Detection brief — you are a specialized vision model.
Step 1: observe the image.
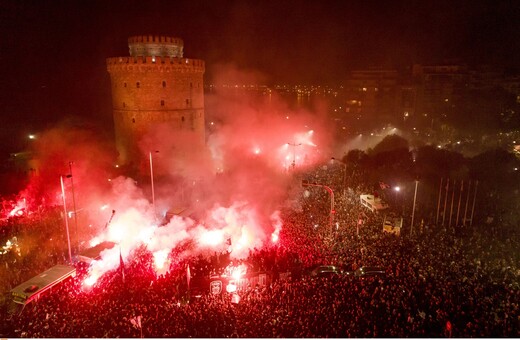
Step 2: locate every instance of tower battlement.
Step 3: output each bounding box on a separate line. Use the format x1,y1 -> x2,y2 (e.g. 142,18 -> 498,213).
128,35 -> 183,45
106,56 -> 205,72
128,35 -> 184,58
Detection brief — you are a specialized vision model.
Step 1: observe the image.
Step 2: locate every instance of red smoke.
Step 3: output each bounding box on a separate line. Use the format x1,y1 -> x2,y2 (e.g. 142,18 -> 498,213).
12,65 -> 336,284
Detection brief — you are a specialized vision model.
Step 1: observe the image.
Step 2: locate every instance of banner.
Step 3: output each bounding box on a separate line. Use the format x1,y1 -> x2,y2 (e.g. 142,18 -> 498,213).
210,280 -> 222,295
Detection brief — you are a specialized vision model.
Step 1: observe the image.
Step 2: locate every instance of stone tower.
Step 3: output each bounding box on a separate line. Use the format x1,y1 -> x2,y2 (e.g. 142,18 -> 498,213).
106,35 -> 205,169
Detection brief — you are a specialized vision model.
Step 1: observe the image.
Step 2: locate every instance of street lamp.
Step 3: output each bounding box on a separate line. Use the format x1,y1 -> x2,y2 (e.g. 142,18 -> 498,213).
394,186 -> 403,215
287,142 -> 302,169
68,162 -> 79,252
60,175 -> 72,264
331,157 -> 347,196
149,151 -> 159,218
410,180 -> 419,236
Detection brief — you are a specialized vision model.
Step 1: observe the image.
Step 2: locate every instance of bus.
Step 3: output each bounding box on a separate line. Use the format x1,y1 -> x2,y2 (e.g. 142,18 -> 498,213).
9,264 -> 76,313
360,194 -> 389,212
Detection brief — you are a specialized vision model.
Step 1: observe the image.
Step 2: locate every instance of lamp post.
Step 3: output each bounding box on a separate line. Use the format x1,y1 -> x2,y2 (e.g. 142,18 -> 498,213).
331,157 -> 347,196
68,162 -> 79,252
394,186 -> 402,215
149,151 -> 156,217
410,180 -> 418,237
149,150 -> 161,218
287,142 -> 302,170
60,175 -> 72,264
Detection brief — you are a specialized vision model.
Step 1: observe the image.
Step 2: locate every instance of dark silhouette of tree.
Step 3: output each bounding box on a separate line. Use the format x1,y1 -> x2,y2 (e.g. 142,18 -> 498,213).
365,135 -> 413,185
415,145 -> 467,181
468,148 -> 518,189
367,134 -> 409,156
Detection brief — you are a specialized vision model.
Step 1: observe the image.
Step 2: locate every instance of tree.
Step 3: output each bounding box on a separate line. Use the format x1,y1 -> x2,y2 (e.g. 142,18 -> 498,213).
415,145 -> 466,180
367,134 -> 409,156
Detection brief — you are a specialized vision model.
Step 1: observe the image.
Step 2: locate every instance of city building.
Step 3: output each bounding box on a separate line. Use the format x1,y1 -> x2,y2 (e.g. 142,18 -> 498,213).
411,64 -> 470,130
343,69 -> 400,130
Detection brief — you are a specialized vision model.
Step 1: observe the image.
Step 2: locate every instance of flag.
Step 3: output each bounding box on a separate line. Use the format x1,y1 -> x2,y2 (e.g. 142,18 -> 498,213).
186,264 -> 191,289
119,247 -> 125,283
379,181 -> 390,190
231,293 -> 241,304
130,316 -> 142,329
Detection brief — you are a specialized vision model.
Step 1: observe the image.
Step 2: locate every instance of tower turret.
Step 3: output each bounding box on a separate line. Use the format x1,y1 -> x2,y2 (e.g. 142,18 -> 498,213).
128,35 -> 184,58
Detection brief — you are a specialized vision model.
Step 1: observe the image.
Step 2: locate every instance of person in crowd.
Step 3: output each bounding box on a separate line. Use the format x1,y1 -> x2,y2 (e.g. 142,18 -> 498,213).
0,170 -> 518,338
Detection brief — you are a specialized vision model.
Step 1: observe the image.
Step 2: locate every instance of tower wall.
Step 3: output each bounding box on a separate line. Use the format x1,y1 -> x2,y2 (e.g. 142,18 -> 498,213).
107,46 -> 205,167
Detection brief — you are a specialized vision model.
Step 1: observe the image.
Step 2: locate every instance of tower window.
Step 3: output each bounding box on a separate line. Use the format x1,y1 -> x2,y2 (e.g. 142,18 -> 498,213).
190,82 -> 193,88
132,118 -> 136,123
162,81 -> 166,88
124,82 -> 127,88
182,116 -> 185,122
123,102 -> 126,107
161,100 -> 165,106
136,82 -> 140,88
186,99 -> 189,106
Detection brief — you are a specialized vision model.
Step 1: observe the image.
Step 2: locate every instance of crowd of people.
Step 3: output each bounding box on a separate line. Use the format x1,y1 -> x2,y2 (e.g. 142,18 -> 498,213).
0,169 -> 519,337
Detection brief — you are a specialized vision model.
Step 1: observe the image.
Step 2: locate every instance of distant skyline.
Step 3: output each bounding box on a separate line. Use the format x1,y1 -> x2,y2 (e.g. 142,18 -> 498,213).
1,0 -> 519,153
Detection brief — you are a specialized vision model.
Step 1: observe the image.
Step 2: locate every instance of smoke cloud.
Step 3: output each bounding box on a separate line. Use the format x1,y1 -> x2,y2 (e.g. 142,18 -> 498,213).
16,64 -> 336,283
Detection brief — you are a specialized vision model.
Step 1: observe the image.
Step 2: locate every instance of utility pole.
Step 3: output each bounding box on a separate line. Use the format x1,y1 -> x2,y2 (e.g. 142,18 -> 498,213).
60,175 -> 72,264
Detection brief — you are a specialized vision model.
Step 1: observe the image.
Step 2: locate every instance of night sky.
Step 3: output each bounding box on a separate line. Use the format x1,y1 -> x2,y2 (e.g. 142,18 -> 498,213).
1,0 -> 519,154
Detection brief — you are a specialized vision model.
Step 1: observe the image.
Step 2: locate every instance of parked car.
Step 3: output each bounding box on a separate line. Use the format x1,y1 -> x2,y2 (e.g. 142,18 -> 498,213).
310,265 -> 341,278
346,266 -> 386,278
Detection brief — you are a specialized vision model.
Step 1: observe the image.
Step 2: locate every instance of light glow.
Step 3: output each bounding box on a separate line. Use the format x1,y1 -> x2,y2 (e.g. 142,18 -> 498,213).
153,249 -> 169,270
199,229 -> 225,246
